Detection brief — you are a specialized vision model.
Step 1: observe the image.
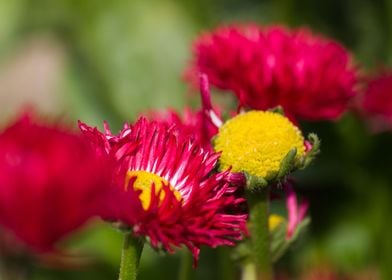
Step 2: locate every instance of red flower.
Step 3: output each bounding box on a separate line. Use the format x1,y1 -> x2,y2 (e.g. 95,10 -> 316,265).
144,107 -> 218,151
186,24 -> 358,121
360,73 -> 392,131
79,117 -> 247,263
0,114 -> 111,253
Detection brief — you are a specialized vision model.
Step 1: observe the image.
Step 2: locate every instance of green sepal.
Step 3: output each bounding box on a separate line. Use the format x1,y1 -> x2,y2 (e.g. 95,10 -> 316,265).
301,133 -> 321,169
277,148 -> 297,180
270,106 -> 284,115
243,147 -> 298,190
244,171 -> 269,191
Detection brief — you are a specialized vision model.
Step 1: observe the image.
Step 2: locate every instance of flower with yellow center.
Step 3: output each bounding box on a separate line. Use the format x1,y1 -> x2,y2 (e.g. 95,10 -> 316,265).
79,117 -> 247,263
214,110 -> 305,180
126,170 -> 181,210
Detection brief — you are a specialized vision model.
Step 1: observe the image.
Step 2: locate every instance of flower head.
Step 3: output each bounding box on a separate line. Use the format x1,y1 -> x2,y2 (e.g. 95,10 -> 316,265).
359,72 -> 392,131
187,24 -> 358,121
0,113 -> 111,253
199,74 -> 319,184
214,110 -> 305,179
79,117 -> 247,263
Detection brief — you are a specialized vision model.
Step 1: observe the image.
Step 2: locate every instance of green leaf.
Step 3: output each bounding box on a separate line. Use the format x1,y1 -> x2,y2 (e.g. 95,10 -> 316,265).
271,217 -> 311,262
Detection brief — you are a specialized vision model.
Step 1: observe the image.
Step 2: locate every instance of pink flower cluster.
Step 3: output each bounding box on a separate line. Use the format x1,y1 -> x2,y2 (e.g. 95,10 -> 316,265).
1,22 -> 365,268
187,25 -> 358,121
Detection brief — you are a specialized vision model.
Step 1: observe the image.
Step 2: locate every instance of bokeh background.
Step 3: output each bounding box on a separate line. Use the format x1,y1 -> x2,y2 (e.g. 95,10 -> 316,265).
0,0 -> 391,279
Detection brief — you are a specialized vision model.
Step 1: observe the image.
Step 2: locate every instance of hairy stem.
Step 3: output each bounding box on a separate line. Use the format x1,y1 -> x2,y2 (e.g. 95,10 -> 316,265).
246,187 -> 273,280
118,233 -> 144,280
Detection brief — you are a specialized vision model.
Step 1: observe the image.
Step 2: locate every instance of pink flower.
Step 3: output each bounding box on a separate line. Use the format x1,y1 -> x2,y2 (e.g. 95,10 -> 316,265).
359,72 -> 392,131
284,182 -> 308,239
79,117 -> 247,264
186,24 -> 358,121
144,107 -> 218,151
0,113 -> 111,253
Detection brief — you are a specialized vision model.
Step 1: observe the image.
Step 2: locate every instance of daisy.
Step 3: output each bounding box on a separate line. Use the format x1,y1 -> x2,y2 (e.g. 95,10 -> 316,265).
198,74 -> 319,183
186,24 -> 358,121
0,113 -> 111,254
79,117 -> 247,263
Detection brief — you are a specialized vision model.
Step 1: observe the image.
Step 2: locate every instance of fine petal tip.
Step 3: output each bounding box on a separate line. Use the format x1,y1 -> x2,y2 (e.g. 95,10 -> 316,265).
103,121 -> 112,135
298,198 -> 309,221
199,73 -> 223,128
199,73 -> 212,110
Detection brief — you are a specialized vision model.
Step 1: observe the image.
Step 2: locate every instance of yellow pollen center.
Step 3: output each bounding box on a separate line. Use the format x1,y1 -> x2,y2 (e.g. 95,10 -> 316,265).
126,171 -> 181,210
214,111 -> 305,179
269,214 -> 285,231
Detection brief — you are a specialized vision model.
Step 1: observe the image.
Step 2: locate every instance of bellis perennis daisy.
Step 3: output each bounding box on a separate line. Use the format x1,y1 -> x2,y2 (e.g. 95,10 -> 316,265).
195,75 -> 318,279
187,24 -> 358,122
79,117 -> 247,263
0,113 -> 112,254
199,74 -> 319,186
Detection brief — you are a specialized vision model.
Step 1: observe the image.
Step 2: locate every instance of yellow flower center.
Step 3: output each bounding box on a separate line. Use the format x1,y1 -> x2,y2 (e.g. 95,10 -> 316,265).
214,111 -> 305,179
269,214 -> 285,231
126,171 -> 181,210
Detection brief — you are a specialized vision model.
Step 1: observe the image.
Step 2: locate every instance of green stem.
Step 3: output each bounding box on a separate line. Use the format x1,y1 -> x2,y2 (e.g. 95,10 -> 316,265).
241,262 -> 256,280
118,233 -> 144,280
246,187 -> 273,280
178,249 -> 193,280
218,247 -> 236,280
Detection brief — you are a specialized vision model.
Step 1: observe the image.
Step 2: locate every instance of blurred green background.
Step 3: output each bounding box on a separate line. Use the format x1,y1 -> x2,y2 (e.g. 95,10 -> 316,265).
0,0 -> 391,279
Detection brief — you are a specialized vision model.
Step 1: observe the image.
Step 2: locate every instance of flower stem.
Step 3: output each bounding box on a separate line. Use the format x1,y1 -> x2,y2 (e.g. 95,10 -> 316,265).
178,249 -> 193,280
241,262 -> 256,280
118,233 -> 144,280
246,187 -> 273,280
218,247 -> 237,280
